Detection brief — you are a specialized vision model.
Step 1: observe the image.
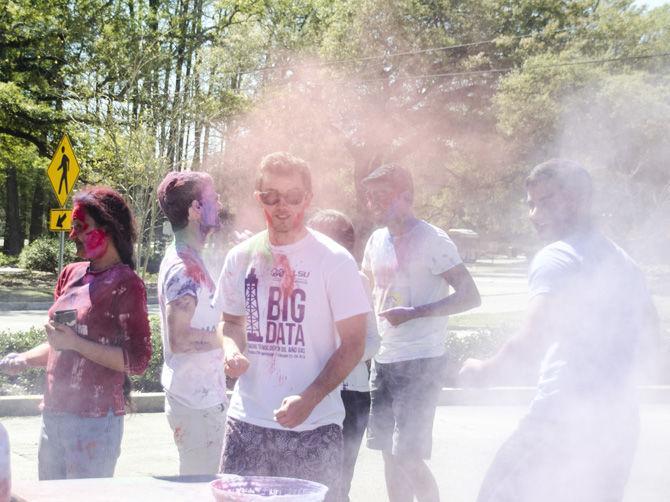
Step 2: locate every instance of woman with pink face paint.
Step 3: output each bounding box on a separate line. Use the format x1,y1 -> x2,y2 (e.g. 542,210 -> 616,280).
0,186 -> 152,480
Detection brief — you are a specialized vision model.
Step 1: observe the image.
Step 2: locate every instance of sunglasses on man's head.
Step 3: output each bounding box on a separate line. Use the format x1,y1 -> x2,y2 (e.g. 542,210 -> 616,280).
256,188 -> 307,206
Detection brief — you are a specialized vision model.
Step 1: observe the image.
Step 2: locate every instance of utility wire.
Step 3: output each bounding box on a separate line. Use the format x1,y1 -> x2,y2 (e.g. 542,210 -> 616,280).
326,51 -> 670,86
233,29 -> 571,77
232,51 -> 669,90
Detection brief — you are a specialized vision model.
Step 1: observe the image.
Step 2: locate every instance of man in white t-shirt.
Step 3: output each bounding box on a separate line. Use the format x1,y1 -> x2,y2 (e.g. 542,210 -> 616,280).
361,164 -> 481,502
157,171 -> 227,475
459,159 -> 659,502
214,152 -> 370,500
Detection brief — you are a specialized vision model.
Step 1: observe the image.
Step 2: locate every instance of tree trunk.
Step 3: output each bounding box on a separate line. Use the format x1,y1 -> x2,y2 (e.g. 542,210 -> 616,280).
3,166 -> 24,255
141,195 -> 159,278
167,0 -> 191,170
28,171 -> 45,241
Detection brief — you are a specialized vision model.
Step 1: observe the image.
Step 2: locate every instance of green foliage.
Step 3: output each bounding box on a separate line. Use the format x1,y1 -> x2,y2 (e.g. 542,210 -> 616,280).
0,254 -> 19,268
0,327 -> 48,395
129,316 -> 164,393
444,328 -> 536,386
446,328 -> 508,363
0,315 -> 164,396
1,0 -> 669,266
18,236 -> 77,273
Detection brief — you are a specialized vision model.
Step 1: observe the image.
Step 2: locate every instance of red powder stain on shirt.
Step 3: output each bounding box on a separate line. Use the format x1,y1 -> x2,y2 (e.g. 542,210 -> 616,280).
266,350 -> 288,386
174,426 -> 185,445
273,254 -> 295,297
179,249 -> 215,292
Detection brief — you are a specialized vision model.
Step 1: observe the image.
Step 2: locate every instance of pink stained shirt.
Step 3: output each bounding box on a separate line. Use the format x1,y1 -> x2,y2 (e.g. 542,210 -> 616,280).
44,261 -> 152,417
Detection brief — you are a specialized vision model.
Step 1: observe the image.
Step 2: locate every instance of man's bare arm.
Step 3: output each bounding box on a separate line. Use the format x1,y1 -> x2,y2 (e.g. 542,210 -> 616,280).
379,263 -> 481,326
166,295 -> 223,353
636,293 -> 661,379
218,312 -> 249,378
274,313 -> 366,429
459,294 -> 554,386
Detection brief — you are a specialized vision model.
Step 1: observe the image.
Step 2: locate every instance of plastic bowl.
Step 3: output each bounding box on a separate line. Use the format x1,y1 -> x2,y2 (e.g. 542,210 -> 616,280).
210,474 -> 328,501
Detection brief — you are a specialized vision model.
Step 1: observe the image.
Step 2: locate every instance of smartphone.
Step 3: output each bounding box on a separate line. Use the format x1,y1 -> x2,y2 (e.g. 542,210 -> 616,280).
53,309 -> 77,329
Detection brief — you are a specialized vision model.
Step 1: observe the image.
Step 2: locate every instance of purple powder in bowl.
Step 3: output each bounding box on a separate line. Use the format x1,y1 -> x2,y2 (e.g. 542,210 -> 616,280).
211,475 -> 328,501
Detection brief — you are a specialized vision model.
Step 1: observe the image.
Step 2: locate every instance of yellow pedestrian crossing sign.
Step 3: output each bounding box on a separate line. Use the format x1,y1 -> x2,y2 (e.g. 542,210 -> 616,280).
49,209 -> 72,232
47,133 -> 80,207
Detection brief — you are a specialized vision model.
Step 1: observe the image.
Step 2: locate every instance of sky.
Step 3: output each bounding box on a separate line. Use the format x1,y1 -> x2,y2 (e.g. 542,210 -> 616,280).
636,0 -> 670,7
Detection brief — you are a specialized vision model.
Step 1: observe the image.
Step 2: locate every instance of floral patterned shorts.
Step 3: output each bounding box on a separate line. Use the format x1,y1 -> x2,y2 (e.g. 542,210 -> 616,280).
219,417 -> 343,501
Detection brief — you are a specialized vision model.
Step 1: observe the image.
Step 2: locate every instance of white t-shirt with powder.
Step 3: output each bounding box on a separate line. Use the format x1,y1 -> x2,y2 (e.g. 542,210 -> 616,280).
362,220 -> 463,363
341,272 -> 380,392
158,244 -> 227,409
214,229 -> 371,431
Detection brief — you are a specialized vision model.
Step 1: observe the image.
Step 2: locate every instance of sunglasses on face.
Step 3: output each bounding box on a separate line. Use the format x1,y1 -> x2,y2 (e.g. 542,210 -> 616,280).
256,188 -> 307,206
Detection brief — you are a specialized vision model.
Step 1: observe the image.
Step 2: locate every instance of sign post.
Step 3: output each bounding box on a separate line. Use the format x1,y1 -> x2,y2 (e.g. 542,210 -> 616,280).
46,134 -> 80,276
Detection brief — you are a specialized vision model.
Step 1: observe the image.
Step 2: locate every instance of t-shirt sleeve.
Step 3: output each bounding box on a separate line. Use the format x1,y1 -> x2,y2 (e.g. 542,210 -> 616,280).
163,263 -> 199,304
53,263 -> 81,301
53,265 -> 69,301
361,233 -> 374,275
213,247 -> 246,317
528,246 -> 575,299
116,275 -> 152,375
325,255 -> 372,322
427,230 -> 463,275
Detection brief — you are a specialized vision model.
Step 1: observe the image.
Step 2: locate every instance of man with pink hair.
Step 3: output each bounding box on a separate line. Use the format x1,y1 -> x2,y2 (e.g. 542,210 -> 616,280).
157,171 -> 227,475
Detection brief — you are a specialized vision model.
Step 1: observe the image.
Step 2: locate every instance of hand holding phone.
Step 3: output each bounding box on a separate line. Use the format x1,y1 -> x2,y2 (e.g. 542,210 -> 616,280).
53,309 -> 77,329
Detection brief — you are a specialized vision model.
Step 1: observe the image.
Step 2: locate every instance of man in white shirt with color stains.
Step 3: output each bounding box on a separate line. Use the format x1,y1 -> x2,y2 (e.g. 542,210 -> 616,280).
157,172 -> 227,475
214,152 -> 370,501
362,164 -> 481,502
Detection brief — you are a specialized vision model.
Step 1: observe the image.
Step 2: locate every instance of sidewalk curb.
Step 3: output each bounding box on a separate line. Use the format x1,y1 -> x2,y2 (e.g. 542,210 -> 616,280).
0,393 -> 166,416
2,387 -> 670,416
0,298 -> 158,312
0,303 -> 52,312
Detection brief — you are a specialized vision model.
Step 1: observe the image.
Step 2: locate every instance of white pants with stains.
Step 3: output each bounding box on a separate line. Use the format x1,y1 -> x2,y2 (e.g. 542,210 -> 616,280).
165,394 -> 227,476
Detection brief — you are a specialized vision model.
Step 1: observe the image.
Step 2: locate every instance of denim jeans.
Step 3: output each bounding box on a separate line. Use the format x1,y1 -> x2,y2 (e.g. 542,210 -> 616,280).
367,356 -> 445,459
38,410 -> 123,480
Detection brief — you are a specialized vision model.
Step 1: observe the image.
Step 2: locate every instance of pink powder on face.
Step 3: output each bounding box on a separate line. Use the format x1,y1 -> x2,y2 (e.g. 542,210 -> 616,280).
83,228 -> 108,260
70,204 -> 89,240
71,204 -> 107,260
293,207 -> 306,230
72,204 -> 87,224
199,195 -> 221,233
263,208 -> 273,226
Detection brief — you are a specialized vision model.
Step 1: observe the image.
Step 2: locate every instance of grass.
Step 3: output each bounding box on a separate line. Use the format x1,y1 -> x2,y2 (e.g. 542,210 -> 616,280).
0,269 -> 56,302
0,267 -> 158,303
450,311 -> 523,330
